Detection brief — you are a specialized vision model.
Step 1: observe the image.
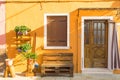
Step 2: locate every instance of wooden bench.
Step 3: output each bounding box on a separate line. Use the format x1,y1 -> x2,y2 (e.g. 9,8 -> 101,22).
41,53 -> 73,77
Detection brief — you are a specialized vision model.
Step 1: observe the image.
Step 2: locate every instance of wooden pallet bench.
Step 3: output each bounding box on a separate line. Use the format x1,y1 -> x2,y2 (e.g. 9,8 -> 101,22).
41,53 -> 73,77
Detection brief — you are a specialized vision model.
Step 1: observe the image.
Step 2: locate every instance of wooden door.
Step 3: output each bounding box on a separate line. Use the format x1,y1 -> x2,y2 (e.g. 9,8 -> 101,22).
84,20 -> 108,68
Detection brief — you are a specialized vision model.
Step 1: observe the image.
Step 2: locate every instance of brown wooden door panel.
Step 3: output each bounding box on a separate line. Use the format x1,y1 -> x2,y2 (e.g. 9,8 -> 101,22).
84,46 -> 92,68
84,20 -> 108,68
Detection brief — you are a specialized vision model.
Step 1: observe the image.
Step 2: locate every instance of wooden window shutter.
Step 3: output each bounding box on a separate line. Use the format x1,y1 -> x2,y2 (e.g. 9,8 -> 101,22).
47,16 -> 67,46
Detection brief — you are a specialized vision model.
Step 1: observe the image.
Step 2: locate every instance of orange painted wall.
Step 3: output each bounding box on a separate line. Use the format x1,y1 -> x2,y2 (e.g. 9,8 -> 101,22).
5,0 -> 120,72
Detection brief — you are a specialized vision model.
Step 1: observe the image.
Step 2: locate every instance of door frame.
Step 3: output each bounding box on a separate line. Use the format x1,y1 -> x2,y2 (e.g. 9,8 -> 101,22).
81,16 -> 113,71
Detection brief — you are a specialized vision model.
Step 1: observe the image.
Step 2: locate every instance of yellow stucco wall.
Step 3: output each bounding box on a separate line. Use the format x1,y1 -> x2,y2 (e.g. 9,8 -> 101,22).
5,0 -> 120,72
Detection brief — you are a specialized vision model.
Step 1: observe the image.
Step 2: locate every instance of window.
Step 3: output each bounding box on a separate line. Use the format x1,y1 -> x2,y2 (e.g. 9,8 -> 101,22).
44,14 -> 69,49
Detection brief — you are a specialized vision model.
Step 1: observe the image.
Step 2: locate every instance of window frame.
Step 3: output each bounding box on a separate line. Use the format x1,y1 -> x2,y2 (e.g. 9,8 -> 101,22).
44,13 -> 70,49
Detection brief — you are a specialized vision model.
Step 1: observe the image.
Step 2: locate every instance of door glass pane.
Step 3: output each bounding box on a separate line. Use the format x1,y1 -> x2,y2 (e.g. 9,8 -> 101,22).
102,23 -> 105,30
94,22 -> 105,44
102,31 -> 105,44
84,22 -> 90,44
102,23 -> 105,44
94,23 -> 97,44
94,31 -> 97,44
84,23 -> 87,44
94,23 -> 97,30
98,23 -> 101,30
98,22 -> 102,44
98,30 -> 101,44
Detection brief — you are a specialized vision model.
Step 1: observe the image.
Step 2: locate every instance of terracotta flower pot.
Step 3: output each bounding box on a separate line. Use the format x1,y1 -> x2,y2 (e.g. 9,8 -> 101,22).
27,59 -> 34,65
27,59 -> 34,73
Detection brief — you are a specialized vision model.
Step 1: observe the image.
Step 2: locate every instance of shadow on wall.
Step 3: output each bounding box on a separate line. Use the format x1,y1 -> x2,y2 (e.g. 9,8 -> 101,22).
6,26 -> 44,58
6,30 -> 18,58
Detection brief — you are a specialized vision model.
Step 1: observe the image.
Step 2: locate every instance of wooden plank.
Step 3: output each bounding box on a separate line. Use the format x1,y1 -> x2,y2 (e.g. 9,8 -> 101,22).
43,56 -> 72,61
43,61 -> 73,64
42,63 -> 73,67
48,53 -> 72,55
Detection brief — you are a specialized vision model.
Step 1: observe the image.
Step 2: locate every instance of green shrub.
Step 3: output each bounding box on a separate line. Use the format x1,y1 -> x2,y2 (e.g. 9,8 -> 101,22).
24,52 -> 38,59
18,43 -> 31,52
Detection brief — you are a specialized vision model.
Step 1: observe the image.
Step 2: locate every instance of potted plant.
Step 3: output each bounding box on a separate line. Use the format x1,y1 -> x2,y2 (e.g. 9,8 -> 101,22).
14,25 -> 31,35
17,43 -> 31,53
23,52 -> 38,74
24,52 -> 38,60
17,43 -> 38,75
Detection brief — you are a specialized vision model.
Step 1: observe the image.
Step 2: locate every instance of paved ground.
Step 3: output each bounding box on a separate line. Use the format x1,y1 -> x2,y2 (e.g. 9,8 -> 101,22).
0,73 -> 120,80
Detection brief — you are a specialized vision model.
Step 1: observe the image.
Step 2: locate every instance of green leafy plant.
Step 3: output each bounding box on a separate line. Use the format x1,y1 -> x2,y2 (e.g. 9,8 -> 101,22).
19,25 -> 30,33
14,25 -> 31,35
18,43 -> 31,52
14,26 -> 20,32
24,52 -> 38,59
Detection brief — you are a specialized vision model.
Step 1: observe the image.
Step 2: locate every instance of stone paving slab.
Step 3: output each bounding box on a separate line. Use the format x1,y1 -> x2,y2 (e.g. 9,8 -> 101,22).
0,73 -> 120,80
